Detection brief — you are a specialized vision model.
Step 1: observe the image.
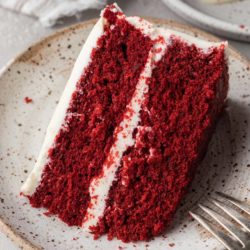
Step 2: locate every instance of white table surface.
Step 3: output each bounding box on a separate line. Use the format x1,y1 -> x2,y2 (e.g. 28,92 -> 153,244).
0,0 -> 249,249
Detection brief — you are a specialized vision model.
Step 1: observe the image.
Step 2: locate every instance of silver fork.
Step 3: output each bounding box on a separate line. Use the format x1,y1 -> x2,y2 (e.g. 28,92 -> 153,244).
190,192 -> 250,250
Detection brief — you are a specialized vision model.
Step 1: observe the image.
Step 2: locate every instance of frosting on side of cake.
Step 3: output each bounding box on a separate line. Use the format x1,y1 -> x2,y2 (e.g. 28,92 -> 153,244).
21,15 -> 105,195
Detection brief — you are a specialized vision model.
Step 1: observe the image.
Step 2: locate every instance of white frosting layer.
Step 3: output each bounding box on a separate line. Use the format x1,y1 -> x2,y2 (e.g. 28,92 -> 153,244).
21,15 -> 105,195
21,3 -> 228,230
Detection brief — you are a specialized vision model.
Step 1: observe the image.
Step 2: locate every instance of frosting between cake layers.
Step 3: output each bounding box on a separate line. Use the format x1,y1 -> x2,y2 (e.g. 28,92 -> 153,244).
83,40 -> 167,229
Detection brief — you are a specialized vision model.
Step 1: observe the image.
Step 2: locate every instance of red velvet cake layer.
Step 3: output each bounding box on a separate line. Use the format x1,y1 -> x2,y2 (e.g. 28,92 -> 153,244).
22,4 -> 229,243
27,10 -> 153,227
90,39 -> 228,242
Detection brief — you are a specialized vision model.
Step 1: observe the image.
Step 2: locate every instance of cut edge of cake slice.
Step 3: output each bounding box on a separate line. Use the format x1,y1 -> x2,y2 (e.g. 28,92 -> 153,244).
20,3 -> 229,241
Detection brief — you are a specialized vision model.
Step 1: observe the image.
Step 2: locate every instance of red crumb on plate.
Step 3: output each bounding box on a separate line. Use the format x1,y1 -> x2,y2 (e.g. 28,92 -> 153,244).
24,97 -> 33,103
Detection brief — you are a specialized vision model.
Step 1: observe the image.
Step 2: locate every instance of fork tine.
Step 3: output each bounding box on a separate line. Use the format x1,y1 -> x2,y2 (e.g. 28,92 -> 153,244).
198,204 -> 246,247
216,191 -> 250,216
189,211 -> 240,250
212,198 -> 250,233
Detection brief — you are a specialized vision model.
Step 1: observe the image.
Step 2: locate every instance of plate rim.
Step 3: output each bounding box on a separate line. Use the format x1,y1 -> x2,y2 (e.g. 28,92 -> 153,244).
162,0 -> 250,42
0,17 -> 249,250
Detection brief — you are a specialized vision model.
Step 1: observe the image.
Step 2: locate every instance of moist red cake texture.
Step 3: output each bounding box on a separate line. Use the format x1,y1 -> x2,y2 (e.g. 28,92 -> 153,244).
27,7 -> 153,226
91,40 -> 228,242
22,4 -> 229,243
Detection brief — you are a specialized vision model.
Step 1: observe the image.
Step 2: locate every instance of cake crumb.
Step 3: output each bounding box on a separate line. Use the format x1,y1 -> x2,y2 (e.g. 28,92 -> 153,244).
24,97 -> 33,103
169,243 -> 175,247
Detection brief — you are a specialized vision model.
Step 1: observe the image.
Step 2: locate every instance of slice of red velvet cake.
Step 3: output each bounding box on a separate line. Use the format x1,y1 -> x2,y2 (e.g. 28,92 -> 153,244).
21,3 -> 229,242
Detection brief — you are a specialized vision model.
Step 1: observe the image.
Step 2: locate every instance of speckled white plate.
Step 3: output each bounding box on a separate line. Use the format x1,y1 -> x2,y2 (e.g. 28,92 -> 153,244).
162,0 -> 250,42
0,18 -> 250,250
